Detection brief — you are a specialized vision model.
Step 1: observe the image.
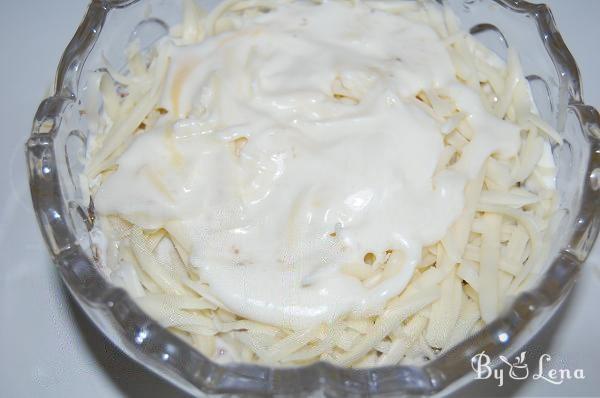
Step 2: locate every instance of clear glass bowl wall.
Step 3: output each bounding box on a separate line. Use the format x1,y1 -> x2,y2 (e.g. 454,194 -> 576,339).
26,0 -> 600,396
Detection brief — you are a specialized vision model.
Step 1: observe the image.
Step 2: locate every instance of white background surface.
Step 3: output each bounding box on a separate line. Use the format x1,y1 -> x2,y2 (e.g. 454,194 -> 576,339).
0,1 -> 598,397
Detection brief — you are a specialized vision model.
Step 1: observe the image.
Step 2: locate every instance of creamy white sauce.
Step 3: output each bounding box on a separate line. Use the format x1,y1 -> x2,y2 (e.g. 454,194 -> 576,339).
94,1 -> 520,329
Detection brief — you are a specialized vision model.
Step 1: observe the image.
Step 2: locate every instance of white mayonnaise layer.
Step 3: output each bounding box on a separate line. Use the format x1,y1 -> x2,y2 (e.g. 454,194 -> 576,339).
94,1 -> 520,329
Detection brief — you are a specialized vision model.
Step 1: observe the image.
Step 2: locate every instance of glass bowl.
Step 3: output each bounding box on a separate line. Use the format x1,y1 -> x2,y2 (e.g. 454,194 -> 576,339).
26,0 -> 600,396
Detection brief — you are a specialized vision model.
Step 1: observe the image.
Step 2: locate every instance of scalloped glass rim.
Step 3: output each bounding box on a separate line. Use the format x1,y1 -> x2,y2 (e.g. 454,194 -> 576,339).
26,0 -> 600,396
